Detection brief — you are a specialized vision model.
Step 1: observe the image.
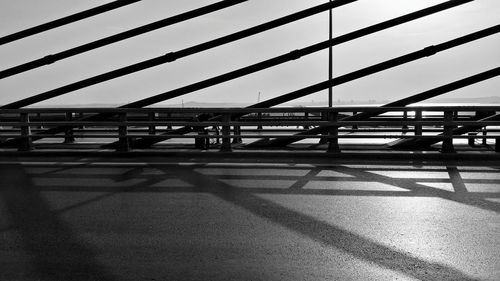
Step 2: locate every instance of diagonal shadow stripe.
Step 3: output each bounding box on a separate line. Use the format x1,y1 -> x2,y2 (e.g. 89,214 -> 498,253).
172,164 -> 481,281
446,166 -> 469,193
289,167 -> 324,190
0,165 -> 118,281
333,166 -> 500,214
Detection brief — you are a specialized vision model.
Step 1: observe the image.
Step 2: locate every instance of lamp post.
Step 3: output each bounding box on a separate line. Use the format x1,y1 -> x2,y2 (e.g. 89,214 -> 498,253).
328,0 -> 333,107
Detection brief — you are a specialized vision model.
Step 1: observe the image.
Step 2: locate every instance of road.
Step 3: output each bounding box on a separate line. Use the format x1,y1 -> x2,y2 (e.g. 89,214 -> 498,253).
0,155 -> 499,280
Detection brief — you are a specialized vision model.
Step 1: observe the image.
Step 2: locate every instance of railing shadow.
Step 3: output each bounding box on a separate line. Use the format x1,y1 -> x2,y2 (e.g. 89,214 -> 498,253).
1,161 -> 498,280
173,164 -> 486,281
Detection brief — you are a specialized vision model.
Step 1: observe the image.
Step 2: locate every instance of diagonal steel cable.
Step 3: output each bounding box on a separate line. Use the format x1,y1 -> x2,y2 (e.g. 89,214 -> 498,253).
0,0 -> 248,79
1,0 -> 356,109
0,0 -> 142,45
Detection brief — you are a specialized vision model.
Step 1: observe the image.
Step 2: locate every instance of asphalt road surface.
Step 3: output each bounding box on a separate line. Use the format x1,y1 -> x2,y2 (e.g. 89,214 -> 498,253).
0,156 -> 499,280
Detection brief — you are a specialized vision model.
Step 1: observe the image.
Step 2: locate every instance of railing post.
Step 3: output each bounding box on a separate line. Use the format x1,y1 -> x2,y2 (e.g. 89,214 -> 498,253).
319,112 -> 328,144
352,112 -> 358,130
327,110 -> 340,153
220,113 -> 232,152
257,112 -> 263,130
495,137 -> 500,152
19,113 -> 32,151
402,110 -> 409,131
64,112 -> 75,143
148,112 -> 156,135
414,110 -> 422,136
232,116 -> 242,144
117,112 -> 129,152
78,112 -> 84,129
36,112 -> 43,129
167,113 -> 173,130
468,132 -> 477,147
482,129 -> 487,145
442,110 -> 455,153
303,112 -> 310,130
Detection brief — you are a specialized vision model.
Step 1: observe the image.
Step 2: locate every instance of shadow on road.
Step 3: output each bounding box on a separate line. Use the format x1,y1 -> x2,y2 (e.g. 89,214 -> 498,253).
1,160 -> 498,280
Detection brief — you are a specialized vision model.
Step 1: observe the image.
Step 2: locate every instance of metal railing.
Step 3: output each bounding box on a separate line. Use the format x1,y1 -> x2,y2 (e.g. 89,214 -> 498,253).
1,106 -> 499,153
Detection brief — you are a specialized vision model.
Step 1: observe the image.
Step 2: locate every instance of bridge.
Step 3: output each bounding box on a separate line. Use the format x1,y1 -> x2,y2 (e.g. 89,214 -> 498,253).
1,0 -> 499,280
1,105 -> 500,156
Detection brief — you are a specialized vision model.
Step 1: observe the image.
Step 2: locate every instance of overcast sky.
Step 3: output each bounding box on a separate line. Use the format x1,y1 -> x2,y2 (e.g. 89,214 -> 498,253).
0,0 -> 499,107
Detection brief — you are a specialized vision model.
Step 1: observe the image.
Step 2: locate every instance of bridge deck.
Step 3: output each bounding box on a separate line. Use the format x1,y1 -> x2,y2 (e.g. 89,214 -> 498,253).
0,155 -> 499,281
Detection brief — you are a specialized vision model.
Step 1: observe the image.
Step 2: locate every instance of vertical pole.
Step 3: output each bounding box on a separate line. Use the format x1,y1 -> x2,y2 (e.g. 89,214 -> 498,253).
220,113 -> 232,152
257,112 -> 263,130
327,110 -> 340,153
328,0 -> 333,108
257,93 -> 263,130
442,111 -> 455,153
19,113 -> 32,151
118,112 -> 129,152
495,137 -> 500,152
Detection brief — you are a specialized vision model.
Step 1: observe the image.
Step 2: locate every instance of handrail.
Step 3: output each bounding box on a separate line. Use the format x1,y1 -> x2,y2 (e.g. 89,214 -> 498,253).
3,120 -> 500,127
258,66 -> 500,147
1,106 -> 499,153
0,0 -> 141,45
1,0 -> 356,109
1,105 -> 500,114
0,0 -> 248,79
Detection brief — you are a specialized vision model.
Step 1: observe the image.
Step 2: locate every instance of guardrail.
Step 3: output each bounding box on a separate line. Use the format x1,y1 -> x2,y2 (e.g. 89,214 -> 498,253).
1,106 -> 499,153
